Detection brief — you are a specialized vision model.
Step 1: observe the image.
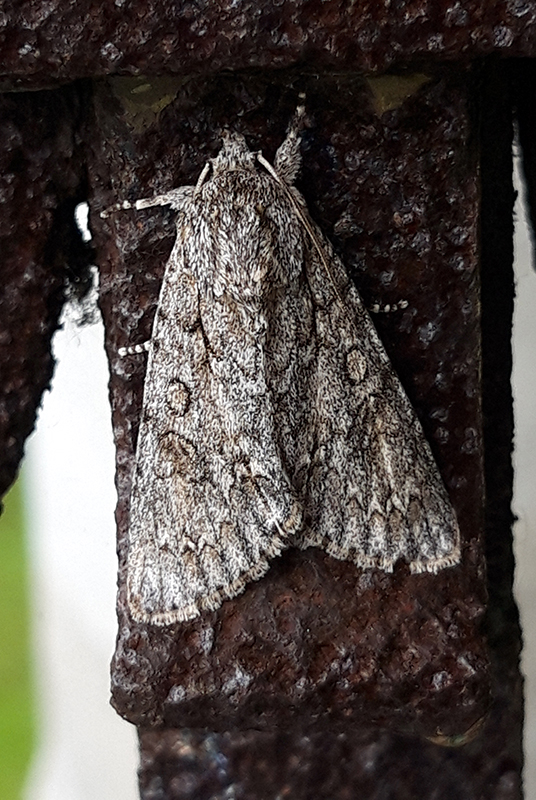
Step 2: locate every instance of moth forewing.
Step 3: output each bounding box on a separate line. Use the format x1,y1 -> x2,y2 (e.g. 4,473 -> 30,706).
118,124 -> 460,625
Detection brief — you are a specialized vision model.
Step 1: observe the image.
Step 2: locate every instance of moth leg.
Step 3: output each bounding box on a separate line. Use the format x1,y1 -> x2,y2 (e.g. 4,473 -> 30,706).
100,199 -> 136,219
100,186 -> 195,218
100,195 -> 167,218
118,340 -> 151,357
134,186 -> 195,211
369,300 -> 409,314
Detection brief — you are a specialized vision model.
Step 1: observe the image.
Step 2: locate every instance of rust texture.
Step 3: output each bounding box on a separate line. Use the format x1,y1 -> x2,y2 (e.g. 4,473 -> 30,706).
88,70 -> 490,740
0,2 -> 525,796
1,0 -> 536,88
137,721 -> 520,800
0,86 -> 88,497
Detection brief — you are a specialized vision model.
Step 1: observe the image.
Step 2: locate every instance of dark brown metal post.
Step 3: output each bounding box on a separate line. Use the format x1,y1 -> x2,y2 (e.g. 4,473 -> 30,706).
0,4 -> 533,798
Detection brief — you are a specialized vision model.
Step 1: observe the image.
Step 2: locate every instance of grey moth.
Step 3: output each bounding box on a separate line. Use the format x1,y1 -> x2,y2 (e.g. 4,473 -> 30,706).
115,109 -> 461,625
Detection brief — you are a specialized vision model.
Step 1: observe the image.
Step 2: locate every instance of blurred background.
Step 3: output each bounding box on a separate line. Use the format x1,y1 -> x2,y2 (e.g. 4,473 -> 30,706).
0,153 -> 535,800
0,203 -> 139,800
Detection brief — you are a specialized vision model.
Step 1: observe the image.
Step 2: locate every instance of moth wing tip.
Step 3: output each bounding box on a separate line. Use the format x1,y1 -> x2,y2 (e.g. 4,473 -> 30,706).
408,547 -> 462,575
127,527 -> 294,626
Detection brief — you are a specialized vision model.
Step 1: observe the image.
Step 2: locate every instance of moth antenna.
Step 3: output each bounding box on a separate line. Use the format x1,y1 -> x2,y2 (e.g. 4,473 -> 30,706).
194,161 -> 211,195
258,151 -> 345,310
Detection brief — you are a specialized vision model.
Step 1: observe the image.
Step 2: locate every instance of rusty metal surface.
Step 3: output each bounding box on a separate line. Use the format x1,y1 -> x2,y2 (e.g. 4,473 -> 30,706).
87,70 -> 490,739
1,1 -> 536,88
0,19 -> 522,796
0,87 -> 87,497
129,64 -> 521,800
137,715 -> 520,800
0,0 -> 524,786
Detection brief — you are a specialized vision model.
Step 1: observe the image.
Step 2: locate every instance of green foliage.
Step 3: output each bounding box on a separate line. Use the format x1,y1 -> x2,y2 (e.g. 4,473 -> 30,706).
0,479 -> 35,799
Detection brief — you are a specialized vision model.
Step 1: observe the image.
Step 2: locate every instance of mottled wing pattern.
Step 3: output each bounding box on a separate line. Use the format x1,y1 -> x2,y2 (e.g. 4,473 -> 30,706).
126,166 -> 304,625
281,189 -> 461,573
124,126 -> 460,627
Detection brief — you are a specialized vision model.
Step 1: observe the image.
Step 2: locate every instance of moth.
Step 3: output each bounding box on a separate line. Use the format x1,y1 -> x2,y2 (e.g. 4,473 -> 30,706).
112,107 -> 461,625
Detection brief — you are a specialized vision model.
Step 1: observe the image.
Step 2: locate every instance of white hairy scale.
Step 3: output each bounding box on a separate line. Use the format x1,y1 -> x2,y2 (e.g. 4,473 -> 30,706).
118,114 -> 461,625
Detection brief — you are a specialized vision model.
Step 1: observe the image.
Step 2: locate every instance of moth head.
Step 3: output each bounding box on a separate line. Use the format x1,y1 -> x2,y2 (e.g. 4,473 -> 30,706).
211,131 -> 257,175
